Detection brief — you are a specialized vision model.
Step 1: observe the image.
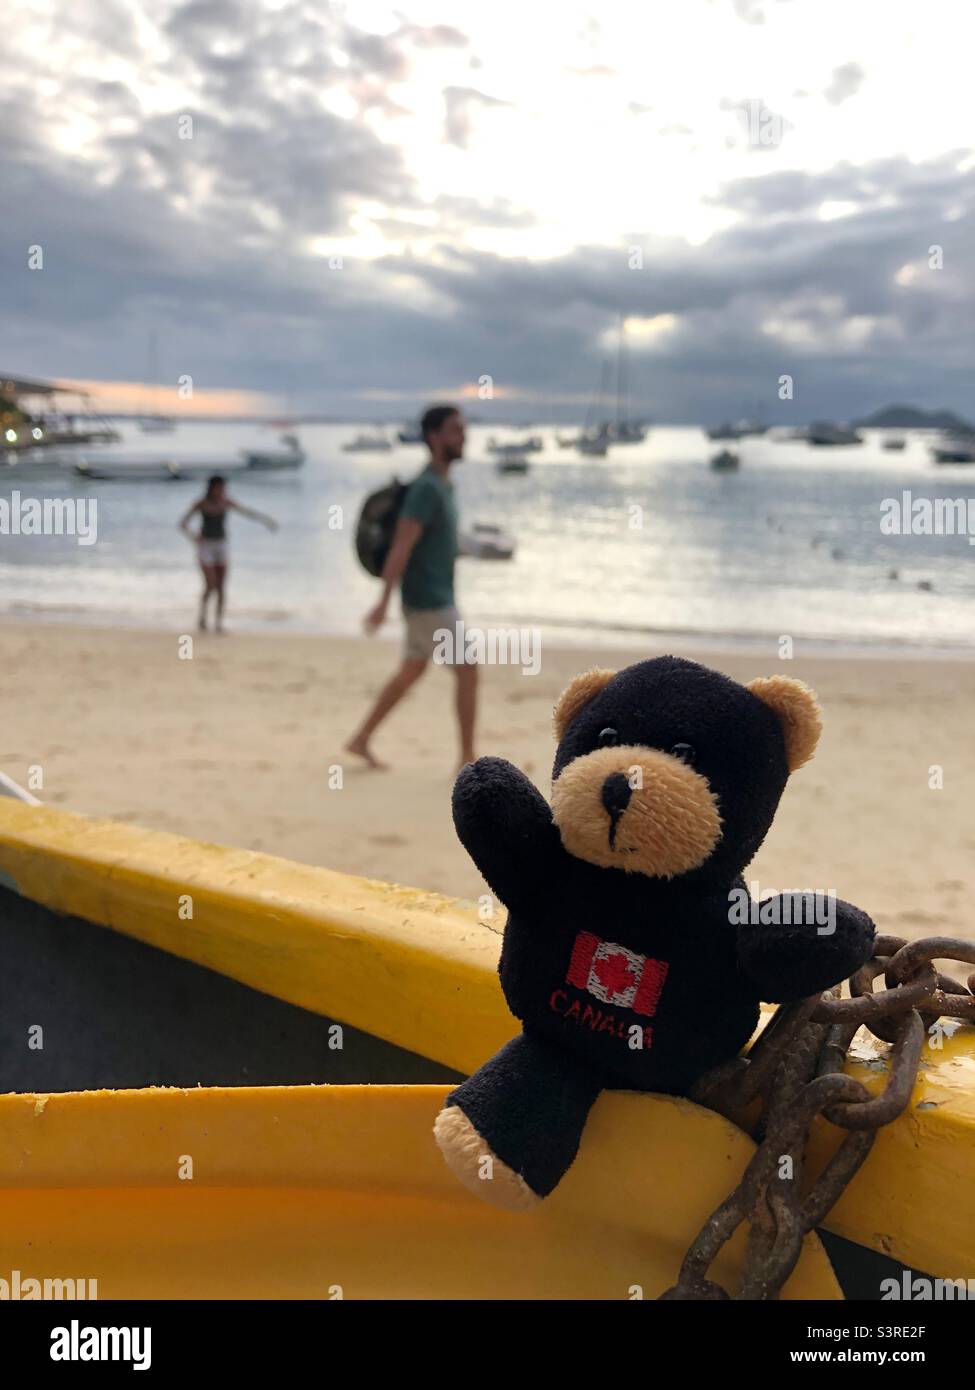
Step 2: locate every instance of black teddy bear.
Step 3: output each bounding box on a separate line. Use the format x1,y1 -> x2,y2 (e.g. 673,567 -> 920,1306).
434,655 -> 876,1210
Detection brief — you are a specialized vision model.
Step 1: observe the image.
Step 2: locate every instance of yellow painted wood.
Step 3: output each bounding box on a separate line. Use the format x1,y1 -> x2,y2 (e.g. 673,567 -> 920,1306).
0,800 -> 510,1076
0,800 -> 973,1285
0,1084 -> 838,1300
805,1026 -> 975,1282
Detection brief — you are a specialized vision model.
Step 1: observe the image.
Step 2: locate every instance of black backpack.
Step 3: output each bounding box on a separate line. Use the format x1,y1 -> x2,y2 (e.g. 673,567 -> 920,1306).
354,478 -> 408,577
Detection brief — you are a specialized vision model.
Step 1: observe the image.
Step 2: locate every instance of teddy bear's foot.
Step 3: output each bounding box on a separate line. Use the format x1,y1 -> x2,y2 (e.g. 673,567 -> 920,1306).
433,1105 -> 541,1212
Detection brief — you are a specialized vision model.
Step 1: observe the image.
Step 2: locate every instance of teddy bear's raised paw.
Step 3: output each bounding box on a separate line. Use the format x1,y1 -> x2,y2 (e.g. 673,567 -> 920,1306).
433,1105 -> 541,1212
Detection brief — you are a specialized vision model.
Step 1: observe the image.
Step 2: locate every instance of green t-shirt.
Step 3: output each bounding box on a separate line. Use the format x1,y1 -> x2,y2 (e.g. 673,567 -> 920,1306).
399,466 -> 458,610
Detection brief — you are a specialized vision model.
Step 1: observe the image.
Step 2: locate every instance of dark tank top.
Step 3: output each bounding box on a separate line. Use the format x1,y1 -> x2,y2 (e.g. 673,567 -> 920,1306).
200,505 -> 226,540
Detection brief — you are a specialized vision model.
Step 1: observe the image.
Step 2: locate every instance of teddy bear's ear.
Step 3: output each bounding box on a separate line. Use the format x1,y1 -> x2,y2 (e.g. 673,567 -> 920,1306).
553,668 -> 616,741
746,676 -> 822,772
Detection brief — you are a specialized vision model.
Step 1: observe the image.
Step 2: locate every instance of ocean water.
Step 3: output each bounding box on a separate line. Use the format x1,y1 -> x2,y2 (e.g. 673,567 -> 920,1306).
1,422 -> 972,654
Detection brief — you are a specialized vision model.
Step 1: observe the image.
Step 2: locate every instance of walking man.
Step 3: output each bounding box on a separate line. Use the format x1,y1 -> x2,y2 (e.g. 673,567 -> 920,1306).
346,404 -> 476,769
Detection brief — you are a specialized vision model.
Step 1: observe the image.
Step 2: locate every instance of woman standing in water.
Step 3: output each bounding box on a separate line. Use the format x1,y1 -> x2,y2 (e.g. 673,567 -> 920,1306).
179,475 -> 277,633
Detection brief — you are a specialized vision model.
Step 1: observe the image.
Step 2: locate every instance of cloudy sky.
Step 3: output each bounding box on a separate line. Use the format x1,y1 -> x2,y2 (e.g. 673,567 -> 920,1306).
3,0 -> 973,420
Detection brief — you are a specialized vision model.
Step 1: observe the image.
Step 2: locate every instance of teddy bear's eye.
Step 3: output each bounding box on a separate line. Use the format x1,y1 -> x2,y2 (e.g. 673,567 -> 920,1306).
670,742 -> 696,765
597,727 -> 619,747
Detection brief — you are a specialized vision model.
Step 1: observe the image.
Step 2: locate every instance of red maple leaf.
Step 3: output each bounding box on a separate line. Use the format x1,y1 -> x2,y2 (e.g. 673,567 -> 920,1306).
592,951 -> 637,998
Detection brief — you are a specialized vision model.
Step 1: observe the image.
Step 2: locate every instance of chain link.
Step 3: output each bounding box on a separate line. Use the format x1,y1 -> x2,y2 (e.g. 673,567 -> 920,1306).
660,935 -> 974,1300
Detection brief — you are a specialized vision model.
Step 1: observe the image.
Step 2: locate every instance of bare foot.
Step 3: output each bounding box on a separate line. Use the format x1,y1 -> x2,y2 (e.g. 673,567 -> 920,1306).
345,736 -> 389,770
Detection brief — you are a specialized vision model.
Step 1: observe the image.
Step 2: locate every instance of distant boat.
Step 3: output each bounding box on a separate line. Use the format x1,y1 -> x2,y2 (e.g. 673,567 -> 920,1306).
458,523 -> 516,560
496,456 -> 529,475
571,318 -> 649,456
575,432 -> 609,457
611,420 -> 647,444
488,440 -> 539,462
74,459 -> 183,481
707,419 -> 768,441
242,433 -> 304,471
882,437 -> 907,451
931,435 -> 975,464
487,435 -> 543,455
709,449 -> 740,472
72,455 -> 246,481
343,432 -> 392,453
804,422 -> 864,446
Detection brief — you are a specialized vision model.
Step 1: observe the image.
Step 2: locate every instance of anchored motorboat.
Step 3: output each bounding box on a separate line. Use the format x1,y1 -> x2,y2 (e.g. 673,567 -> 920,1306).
72,455 -> 247,481
458,523 -> 516,560
242,433 -> 305,471
487,435 -> 543,455
804,421 -> 864,446
342,432 -> 392,453
710,448 -> 740,472
931,434 -> 975,464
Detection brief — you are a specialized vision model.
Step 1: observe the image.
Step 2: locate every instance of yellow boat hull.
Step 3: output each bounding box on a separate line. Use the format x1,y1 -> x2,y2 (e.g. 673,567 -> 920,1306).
0,1083 -> 839,1299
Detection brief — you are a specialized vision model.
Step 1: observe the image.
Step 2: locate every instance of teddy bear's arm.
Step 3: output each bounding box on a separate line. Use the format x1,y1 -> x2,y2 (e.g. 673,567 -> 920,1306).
736,894 -> 876,1002
452,756 -> 563,908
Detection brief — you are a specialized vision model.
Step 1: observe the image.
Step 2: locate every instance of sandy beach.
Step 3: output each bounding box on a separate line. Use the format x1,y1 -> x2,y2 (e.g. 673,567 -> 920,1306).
1,620 -> 972,940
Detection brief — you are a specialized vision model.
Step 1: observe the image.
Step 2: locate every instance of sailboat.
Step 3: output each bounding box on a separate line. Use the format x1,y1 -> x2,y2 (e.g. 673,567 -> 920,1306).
573,316 -> 648,454
609,315 -> 647,444
573,360 -> 612,456
138,332 -> 176,434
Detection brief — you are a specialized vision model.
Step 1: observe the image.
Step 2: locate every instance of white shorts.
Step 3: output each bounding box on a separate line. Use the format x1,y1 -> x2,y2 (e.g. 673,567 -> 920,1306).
198,539 -> 228,568
403,604 -> 465,664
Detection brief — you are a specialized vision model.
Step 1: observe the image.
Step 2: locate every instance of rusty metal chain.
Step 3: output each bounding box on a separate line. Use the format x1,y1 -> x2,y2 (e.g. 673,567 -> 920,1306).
660,934 -> 975,1301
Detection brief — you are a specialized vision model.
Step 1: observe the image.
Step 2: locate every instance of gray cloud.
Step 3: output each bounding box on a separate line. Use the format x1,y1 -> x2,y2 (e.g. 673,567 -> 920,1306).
3,4 -> 972,425
824,62 -> 865,105
442,85 -> 510,148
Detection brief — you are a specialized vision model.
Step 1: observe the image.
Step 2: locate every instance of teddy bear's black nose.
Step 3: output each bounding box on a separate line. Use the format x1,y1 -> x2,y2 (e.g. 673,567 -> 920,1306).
601,771 -> 633,822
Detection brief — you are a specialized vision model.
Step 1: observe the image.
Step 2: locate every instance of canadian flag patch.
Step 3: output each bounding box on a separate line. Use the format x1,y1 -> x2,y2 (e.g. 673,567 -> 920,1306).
565,931 -> 669,1017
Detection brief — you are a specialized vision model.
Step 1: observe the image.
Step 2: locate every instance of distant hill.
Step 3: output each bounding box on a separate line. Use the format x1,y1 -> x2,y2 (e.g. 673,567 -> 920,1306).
856,404 -> 974,432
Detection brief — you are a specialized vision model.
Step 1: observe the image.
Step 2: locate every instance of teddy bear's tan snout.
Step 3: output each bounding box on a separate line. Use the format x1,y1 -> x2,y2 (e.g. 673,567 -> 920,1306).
551,745 -> 723,878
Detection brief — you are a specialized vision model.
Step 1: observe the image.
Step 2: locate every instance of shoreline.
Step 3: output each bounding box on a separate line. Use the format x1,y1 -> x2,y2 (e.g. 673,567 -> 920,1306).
3,603 -> 975,665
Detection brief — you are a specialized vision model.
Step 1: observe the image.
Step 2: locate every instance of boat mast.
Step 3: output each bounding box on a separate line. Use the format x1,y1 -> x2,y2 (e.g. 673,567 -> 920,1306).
585,356 -> 610,435
616,313 -> 627,433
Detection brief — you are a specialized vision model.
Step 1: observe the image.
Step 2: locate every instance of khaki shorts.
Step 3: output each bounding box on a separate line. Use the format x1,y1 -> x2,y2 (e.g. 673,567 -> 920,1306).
403,604 -> 465,665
